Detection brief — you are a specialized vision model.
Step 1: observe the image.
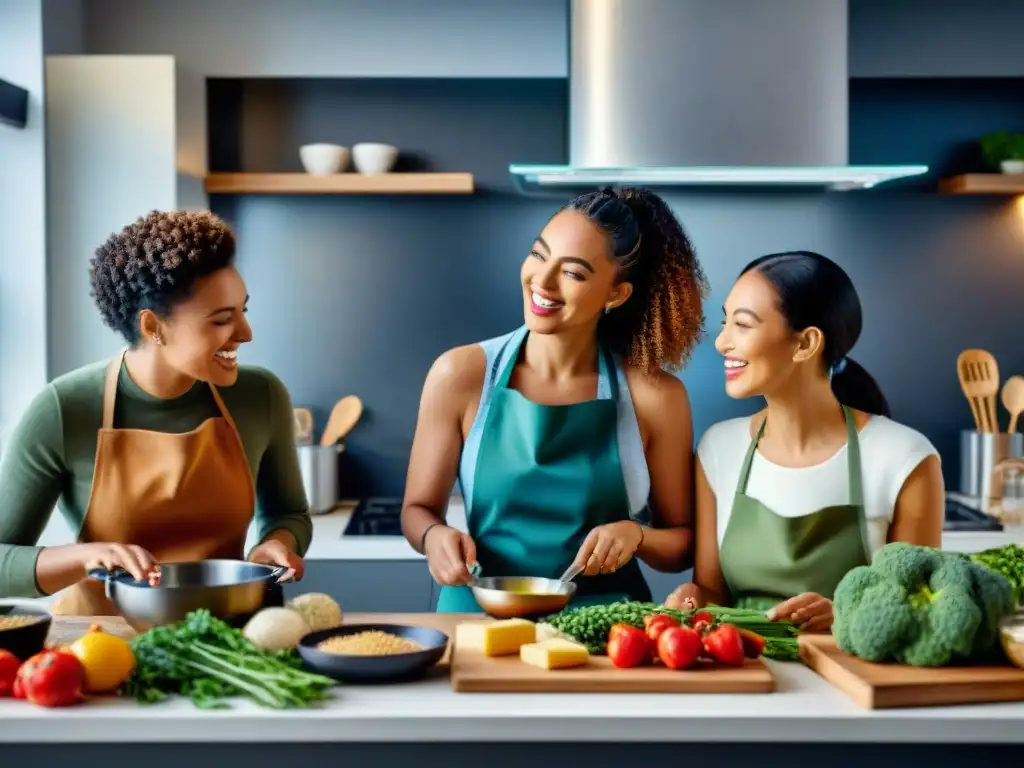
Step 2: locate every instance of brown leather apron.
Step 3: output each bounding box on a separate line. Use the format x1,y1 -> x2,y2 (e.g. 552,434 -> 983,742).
50,350 -> 256,616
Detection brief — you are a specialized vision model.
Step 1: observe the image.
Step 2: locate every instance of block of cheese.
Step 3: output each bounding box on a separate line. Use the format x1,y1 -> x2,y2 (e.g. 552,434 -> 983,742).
456,618 -> 537,656
520,638 -> 590,670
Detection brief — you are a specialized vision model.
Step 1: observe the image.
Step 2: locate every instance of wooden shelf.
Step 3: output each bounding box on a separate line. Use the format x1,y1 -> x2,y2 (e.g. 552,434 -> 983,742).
204,172 -> 475,195
938,174 -> 1024,195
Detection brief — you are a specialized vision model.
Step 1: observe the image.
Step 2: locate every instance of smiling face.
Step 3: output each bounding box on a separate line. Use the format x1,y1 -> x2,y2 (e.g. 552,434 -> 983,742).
715,269 -> 824,399
520,209 -> 632,335
143,266 -> 253,387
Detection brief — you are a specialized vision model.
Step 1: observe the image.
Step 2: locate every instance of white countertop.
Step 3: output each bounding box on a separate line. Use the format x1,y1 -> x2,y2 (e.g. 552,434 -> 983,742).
0,657 -> 1022,744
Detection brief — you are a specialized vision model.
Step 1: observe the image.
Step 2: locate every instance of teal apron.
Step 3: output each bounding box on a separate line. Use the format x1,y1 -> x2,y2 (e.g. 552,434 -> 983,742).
436,331 -> 651,612
718,405 -> 872,613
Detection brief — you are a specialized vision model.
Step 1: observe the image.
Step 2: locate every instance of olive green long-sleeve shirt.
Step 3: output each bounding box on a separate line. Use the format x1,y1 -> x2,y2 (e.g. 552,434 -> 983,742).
0,359 -> 312,597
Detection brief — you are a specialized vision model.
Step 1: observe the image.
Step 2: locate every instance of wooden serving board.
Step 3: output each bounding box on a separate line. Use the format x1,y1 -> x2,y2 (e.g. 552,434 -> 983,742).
450,640 -> 775,694
799,634 -> 1024,709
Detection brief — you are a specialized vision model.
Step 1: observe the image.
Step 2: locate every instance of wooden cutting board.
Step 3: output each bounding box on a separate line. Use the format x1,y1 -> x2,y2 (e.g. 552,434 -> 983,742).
799,633 -> 1024,709
450,632 -> 775,693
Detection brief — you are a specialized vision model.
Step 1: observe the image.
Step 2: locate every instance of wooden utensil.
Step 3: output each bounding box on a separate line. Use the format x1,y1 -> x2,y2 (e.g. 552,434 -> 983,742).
320,395 -> 363,446
800,634 -> 1024,709
957,349 -> 1000,432
1001,375 -> 1024,433
293,407 -> 314,444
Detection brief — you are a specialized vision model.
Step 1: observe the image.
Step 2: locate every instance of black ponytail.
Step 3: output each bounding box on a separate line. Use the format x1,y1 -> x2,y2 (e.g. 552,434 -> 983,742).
830,357 -> 890,418
564,187 -> 708,375
740,251 -> 890,417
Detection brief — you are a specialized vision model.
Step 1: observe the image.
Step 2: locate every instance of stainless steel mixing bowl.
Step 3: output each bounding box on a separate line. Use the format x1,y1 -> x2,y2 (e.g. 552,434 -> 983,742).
469,576 -> 576,619
89,559 -> 287,631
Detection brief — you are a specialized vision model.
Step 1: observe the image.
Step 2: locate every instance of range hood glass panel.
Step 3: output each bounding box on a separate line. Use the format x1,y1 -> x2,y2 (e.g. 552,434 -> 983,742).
509,165 -> 930,190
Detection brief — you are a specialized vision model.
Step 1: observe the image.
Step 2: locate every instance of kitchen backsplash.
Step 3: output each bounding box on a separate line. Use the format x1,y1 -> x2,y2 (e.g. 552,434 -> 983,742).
213,189 -> 1024,497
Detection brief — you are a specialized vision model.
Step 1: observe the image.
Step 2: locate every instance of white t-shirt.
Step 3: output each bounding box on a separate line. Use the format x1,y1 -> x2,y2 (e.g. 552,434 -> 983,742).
697,415 -> 940,558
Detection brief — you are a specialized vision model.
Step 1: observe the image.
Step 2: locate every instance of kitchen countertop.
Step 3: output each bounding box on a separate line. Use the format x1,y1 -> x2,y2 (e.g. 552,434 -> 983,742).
1,613 -> 1023,745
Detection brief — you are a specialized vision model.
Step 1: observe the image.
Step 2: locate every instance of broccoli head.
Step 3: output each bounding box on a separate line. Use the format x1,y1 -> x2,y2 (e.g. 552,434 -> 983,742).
832,542 -> 1014,667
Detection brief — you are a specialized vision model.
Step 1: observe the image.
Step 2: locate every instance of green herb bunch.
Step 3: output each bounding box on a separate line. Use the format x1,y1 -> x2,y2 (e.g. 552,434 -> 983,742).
121,609 -> 335,709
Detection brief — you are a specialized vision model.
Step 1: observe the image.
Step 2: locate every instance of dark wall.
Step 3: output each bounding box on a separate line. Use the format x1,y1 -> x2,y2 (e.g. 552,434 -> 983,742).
208,77 -> 1024,498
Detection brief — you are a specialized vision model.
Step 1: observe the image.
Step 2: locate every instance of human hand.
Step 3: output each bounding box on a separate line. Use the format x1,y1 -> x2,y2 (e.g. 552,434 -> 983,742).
572,520 -> 644,577
664,582 -> 705,611
767,592 -> 833,632
79,542 -> 159,584
423,525 -> 478,586
248,538 -> 305,582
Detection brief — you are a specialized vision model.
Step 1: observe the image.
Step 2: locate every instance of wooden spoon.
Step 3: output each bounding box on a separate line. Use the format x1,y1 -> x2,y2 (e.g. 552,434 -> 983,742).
320,395 -> 363,446
293,408 -> 314,444
1001,375 -> 1024,433
957,349 -> 1000,432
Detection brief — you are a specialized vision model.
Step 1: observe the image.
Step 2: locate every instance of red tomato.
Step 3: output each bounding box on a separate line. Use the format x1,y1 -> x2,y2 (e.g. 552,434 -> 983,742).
12,676 -> 25,699
657,626 -> 703,670
606,625 -> 651,668
702,624 -> 746,667
16,650 -> 86,707
644,614 -> 678,644
0,650 -> 20,696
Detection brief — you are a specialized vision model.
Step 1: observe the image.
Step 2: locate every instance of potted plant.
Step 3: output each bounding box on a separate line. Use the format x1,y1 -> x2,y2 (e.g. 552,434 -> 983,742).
980,131 -> 1024,174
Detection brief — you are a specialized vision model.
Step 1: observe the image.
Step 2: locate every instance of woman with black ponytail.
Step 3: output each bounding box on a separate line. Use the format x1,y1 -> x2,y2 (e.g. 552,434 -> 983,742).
667,251 -> 944,631
402,187 -> 709,612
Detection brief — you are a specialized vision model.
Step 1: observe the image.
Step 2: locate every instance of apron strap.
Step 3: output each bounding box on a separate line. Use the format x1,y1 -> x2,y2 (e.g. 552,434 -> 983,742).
736,416 -> 767,496
101,349 -> 129,430
207,382 -> 240,433
737,406 -> 864,506
494,327 -> 618,401
842,405 -> 864,507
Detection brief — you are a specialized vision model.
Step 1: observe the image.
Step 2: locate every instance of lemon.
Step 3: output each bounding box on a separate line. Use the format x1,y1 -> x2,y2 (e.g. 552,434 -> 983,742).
69,623 -> 136,693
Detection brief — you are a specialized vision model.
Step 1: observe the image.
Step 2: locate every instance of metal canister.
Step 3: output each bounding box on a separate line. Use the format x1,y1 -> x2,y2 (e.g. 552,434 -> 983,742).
297,443 -> 344,515
960,430 -> 1024,502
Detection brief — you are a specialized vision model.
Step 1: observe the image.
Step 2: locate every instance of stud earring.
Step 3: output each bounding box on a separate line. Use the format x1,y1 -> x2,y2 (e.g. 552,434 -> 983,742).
152,334 -> 163,346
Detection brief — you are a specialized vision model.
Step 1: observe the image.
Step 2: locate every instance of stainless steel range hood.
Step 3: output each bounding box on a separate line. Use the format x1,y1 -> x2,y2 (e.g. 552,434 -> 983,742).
510,0 -> 927,192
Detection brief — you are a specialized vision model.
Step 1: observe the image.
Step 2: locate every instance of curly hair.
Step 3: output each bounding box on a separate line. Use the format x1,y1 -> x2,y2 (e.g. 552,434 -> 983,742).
89,210 -> 237,343
564,187 -> 709,375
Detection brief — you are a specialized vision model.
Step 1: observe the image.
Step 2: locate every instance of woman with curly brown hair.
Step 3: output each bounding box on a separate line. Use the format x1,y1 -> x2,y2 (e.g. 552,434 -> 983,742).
401,187 -> 709,611
0,210 -> 311,613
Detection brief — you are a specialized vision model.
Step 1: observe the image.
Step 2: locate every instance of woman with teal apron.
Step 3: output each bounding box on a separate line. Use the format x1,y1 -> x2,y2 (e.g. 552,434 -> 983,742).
400,187 -> 710,613
665,250 -> 944,631
435,326 -> 652,612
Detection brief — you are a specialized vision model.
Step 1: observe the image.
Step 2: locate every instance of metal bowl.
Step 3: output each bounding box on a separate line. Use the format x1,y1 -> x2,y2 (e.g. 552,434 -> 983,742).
0,603 -> 52,660
469,576 -> 577,619
88,559 -> 287,632
297,623 -> 449,683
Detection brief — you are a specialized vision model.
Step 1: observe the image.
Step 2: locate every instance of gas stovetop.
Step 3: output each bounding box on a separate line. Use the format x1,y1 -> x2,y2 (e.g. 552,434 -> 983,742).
343,497 -> 404,537
944,495 -> 1003,532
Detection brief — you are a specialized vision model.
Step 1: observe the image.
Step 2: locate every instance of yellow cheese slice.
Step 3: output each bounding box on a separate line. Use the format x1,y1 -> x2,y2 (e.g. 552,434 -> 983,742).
520,638 -> 590,670
456,618 -> 536,656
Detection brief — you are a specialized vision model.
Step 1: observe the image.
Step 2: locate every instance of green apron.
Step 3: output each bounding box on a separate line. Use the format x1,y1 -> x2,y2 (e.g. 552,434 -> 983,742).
436,331 -> 651,613
718,405 -> 871,613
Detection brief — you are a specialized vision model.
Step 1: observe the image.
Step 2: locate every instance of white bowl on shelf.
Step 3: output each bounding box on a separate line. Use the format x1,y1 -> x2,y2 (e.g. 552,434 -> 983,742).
352,143 -> 398,174
299,143 -> 350,175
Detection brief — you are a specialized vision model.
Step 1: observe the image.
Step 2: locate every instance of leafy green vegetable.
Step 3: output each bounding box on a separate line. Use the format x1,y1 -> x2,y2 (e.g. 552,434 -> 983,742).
832,542 -> 1015,667
121,609 -> 335,709
542,600 -> 800,661
972,543 -> 1024,606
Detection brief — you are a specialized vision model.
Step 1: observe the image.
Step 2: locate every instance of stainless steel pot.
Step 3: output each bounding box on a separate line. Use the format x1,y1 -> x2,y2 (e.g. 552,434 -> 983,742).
88,559 -> 287,631
298,442 -> 343,514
